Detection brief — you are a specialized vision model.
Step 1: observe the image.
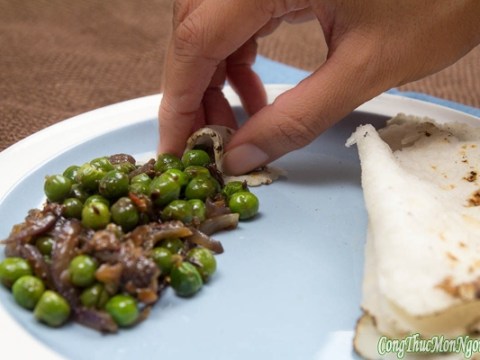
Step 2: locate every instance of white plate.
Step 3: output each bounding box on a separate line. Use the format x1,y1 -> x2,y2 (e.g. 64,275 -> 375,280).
1,85 -> 479,360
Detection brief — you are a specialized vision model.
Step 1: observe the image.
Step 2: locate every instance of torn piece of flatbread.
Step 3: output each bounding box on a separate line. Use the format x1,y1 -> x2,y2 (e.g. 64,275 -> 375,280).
346,114 -> 480,359
185,125 -> 285,186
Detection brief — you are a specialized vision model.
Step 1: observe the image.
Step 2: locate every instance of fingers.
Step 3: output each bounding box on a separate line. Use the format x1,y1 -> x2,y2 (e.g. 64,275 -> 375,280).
222,39 -> 387,175
226,39 -> 267,116
159,0 -> 274,155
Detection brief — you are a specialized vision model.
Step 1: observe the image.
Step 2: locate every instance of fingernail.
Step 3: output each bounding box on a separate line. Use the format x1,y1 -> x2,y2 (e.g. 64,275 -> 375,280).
222,144 -> 269,175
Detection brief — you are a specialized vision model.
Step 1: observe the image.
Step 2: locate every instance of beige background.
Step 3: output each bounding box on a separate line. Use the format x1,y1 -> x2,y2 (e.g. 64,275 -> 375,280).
1,0 -> 479,151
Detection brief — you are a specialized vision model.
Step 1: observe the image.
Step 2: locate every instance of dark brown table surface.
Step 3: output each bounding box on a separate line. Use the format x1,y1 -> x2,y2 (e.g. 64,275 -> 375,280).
1,0 -> 479,152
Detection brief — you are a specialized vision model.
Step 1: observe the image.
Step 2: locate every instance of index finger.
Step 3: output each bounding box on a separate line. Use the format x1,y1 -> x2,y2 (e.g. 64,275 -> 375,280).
158,0 -> 274,154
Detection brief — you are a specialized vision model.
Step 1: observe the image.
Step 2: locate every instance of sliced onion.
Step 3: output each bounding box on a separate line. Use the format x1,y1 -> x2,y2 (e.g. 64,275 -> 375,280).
186,228 -> 225,254
74,307 -> 118,333
198,213 -> 239,236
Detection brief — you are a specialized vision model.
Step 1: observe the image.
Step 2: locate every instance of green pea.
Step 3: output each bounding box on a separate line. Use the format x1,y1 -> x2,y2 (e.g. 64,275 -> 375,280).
181,149 -> 211,167
62,165 -> 80,182
111,197 -> 139,231
113,162 -> 136,174
185,175 -> 219,201
62,198 -> 83,219
160,238 -> 184,254
149,173 -> 181,207
228,191 -> 259,220
81,201 -> 111,230
150,247 -> 173,275
183,165 -> 210,179
161,200 -> 193,224
0,257 -> 32,287
12,275 -> 45,310
99,170 -> 129,199
35,236 -> 55,256
69,255 -> 98,287
170,262 -> 203,297
90,156 -> 114,172
129,174 -> 151,195
163,168 -> 189,187
186,248 -> 217,281
154,153 -> 184,173
84,194 -> 110,207
80,283 -> 110,309
69,184 -> 90,202
44,174 -> 72,202
76,163 -> 105,192
222,181 -> 249,200
34,290 -> 71,327
105,294 -> 139,327
128,182 -> 148,195
130,173 -> 152,185
188,199 -> 206,223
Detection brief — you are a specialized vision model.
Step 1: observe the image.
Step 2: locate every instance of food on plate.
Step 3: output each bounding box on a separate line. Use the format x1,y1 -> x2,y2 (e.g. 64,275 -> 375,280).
0,144 -> 262,333
184,125 -> 286,186
346,114 -> 480,359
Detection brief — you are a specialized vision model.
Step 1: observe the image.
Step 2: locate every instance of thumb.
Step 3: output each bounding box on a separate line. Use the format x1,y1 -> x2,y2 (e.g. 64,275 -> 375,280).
222,45 -> 388,175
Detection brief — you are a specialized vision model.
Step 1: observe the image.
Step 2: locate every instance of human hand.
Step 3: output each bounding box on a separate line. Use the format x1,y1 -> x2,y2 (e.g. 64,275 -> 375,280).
159,0 -> 480,175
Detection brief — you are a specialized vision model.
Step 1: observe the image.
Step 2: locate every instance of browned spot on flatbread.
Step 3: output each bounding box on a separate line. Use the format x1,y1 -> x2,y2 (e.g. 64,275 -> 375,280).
468,190 -> 480,206
464,171 -> 478,182
446,252 -> 458,263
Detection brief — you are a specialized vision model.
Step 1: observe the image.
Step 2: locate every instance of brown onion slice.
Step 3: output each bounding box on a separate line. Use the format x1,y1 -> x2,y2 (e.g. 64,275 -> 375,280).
186,228 -> 225,254
74,307 -> 118,333
198,213 -> 239,236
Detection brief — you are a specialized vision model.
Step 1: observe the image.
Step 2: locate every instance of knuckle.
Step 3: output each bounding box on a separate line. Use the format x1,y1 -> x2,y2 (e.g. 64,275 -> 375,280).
173,0 -> 193,25
174,13 -> 203,57
274,113 -> 318,151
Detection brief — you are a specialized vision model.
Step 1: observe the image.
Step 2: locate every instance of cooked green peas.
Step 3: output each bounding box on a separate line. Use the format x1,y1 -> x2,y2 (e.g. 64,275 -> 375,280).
188,199 -> 206,222
160,238 -> 184,254
129,174 -> 151,195
76,163 -> 105,192
105,294 -> 139,327
185,175 -> 219,201
84,194 -> 110,207
163,168 -> 189,187
228,191 -> 259,220
0,257 -> 32,287
35,236 -> 55,256
69,184 -> 89,202
90,156 -> 114,172
186,248 -> 217,281
69,255 -> 98,287
62,198 -> 83,219
154,153 -> 184,172
170,262 -> 203,297
12,275 -> 45,310
222,181 -> 249,200
183,165 -> 210,179
62,165 -> 80,182
113,162 -> 136,174
182,149 -> 211,167
44,175 -> 72,202
34,290 -> 71,327
99,170 -> 129,199
128,182 -> 149,195
81,201 -> 111,230
131,173 -> 151,185
162,200 -> 193,223
111,197 -> 139,231
150,247 -> 173,275
80,283 -> 109,309
149,173 -> 181,207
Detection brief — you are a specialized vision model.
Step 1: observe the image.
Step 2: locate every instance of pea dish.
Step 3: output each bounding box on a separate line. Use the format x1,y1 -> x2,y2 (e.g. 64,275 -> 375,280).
0,150 -> 259,333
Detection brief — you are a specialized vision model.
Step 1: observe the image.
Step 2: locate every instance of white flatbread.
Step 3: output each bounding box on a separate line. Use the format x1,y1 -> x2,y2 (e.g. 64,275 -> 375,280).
346,114 -> 480,359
